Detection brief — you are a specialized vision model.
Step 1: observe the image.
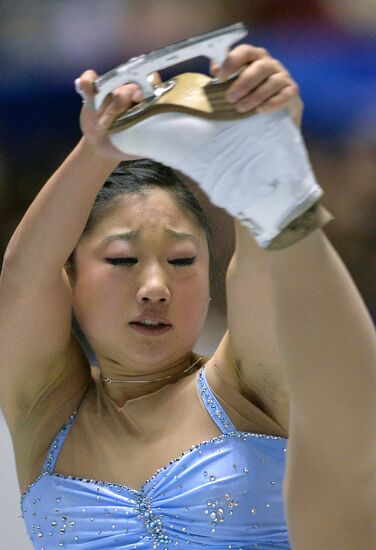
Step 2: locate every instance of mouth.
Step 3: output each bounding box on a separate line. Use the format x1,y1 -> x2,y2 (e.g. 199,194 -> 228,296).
129,320 -> 173,336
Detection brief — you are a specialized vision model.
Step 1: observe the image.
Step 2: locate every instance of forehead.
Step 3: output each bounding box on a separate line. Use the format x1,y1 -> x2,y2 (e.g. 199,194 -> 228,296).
87,189 -> 205,243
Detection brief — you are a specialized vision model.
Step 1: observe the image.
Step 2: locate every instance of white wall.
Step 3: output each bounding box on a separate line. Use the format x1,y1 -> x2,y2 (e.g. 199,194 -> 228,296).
0,410 -> 32,549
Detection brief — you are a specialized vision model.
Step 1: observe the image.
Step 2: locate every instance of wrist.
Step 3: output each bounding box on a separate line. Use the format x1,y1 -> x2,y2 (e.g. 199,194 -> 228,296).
79,133 -> 141,166
76,137 -> 120,171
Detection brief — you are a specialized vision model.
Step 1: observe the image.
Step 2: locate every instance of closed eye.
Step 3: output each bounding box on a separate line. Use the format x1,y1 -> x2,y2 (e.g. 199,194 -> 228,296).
106,257 -> 138,266
105,257 -> 196,267
169,257 -> 196,266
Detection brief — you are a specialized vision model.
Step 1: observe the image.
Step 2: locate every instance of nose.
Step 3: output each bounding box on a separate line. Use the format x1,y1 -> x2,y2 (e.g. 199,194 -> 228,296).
136,266 -> 171,304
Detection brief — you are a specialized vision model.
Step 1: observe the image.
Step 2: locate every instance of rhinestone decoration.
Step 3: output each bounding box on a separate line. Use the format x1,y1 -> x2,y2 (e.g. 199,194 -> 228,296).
204,497 -> 230,531
134,493 -> 169,547
20,365 -> 290,547
198,370 -> 237,433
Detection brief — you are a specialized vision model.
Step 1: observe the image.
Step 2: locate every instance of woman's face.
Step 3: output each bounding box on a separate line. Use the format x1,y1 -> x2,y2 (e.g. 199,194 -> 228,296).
70,189 -> 210,371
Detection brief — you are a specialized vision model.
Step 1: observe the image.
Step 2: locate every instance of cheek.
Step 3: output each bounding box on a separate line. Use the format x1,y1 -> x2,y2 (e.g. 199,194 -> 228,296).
175,271 -> 209,320
73,267 -> 129,320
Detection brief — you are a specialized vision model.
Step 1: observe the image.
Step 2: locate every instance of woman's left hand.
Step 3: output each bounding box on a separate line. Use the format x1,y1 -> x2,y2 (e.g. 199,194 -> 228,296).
211,44 -> 303,128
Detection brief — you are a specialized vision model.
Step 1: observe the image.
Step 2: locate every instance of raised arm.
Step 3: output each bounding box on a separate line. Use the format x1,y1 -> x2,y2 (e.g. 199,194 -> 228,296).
267,230 -> 376,549
0,71 -> 139,436
210,52 -> 376,546
220,47 -> 303,432
221,47 -> 330,431
228,187 -> 376,549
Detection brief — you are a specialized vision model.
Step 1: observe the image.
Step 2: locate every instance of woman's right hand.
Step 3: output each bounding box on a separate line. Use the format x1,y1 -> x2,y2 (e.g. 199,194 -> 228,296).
76,69 -> 154,161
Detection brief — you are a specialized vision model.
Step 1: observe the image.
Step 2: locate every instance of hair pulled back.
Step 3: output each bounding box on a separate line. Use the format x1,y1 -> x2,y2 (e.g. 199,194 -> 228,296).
66,159 -> 214,273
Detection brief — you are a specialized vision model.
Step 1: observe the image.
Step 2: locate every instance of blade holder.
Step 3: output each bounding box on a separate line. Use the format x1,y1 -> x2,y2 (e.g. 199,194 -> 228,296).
75,23 -> 248,111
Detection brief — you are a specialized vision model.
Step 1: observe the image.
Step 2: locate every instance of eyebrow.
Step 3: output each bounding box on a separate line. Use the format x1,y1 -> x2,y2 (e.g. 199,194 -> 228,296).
100,228 -> 199,246
164,228 -> 199,244
100,230 -> 139,245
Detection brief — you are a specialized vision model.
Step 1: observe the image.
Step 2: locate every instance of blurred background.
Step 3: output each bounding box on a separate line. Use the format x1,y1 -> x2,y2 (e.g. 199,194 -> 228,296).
0,1 -> 375,547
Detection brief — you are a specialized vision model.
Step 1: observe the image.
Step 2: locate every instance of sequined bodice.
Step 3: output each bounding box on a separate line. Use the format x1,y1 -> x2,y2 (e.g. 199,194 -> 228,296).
21,367 -> 290,549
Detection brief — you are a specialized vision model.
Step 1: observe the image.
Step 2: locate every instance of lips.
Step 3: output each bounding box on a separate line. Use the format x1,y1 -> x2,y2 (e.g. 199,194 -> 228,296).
131,320 -> 170,327
130,315 -> 172,326
129,315 -> 172,336
129,321 -> 172,336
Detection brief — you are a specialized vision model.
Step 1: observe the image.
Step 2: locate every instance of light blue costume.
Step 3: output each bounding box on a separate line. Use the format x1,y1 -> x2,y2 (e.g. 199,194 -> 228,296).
21,367 -> 290,549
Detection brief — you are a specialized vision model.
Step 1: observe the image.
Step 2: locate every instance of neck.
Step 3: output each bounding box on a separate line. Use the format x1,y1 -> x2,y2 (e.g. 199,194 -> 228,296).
98,353 -> 204,406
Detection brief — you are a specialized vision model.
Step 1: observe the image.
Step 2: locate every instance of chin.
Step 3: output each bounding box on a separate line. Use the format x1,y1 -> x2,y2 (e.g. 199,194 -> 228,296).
123,335 -> 196,367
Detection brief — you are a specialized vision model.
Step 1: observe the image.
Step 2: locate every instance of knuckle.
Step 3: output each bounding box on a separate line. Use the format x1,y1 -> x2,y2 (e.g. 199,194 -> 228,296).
110,89 -> 123,103
273,59 -> 285,71
238,44 -> 255,56
112,89 -> 131,107
243,59 -> 265,80
269,73 -> 288,88
291,82 -> 300,95
266,62 -> 286,78
235,83 -> 251,97
254,58 -> 276,78
250,88 -> 265,103
119,83 -> 138,95
269,72 -> 283,83
231,44 -> 252,58
264,57 -> 278,68
278,89 -> 289,100
272,70 -> 293,86
269,95 -> 283,106
281,90 -> 295,103
267,73 -> 284,84
225,44 -> 260,71
237,98 -> 253,112
128,82 -> 141,93
256,47 -> 269,58
284,83 -> 298,98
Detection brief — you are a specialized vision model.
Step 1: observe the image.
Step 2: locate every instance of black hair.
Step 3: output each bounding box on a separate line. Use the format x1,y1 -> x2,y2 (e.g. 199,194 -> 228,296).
66,159 -> 215,277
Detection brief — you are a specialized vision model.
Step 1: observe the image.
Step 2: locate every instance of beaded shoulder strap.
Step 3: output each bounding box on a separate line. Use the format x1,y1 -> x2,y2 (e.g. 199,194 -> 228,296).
197,367 -> 237,434
41,411 -> 78,475
41,384 -> 91,474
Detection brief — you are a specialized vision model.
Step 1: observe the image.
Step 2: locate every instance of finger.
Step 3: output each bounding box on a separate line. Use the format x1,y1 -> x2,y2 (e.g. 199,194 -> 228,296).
287,95 -> 304,128
210,60 -> 220,76
235,72 -> 294,113
97,84 -> 140,129
149,71 -> 162,86
98,72 -> 162,123
131,71 -> 162,103
215,44 -> 270,79
255,85 -> 299,114
76,70 -> 98,101
100,82 -> 139,111
226,58 -> 284,103
131,88 -> 144,103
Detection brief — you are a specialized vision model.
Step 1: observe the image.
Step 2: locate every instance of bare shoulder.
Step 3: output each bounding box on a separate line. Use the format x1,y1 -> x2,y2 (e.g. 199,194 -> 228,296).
206,331 -> 289,437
